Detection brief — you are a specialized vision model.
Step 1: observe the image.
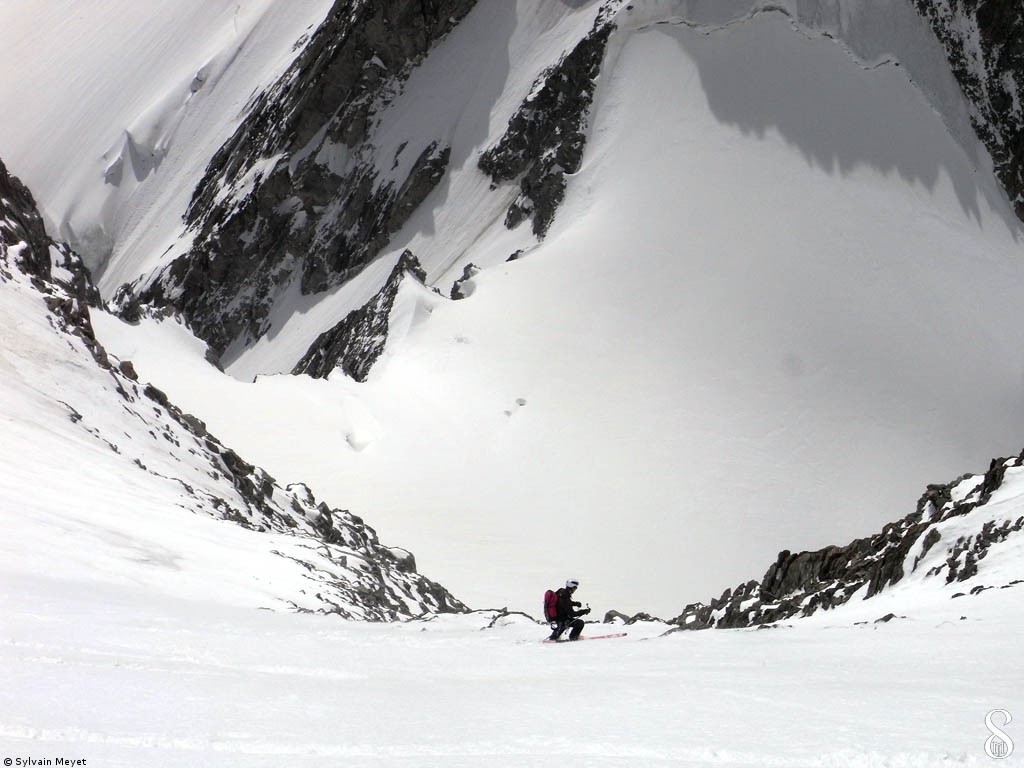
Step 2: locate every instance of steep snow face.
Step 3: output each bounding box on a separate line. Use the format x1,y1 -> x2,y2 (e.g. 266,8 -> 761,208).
913,0 -> 1024,220
0,0 -> 333,278
89,1 -> 1024,618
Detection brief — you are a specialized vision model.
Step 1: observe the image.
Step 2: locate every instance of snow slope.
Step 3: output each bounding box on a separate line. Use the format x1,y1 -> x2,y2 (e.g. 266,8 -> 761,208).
2,570 -> 1022,767
0,0 -> 333,279
91,2 -> 1024,618
0,158 -> 461,620
0,221 -> 324,611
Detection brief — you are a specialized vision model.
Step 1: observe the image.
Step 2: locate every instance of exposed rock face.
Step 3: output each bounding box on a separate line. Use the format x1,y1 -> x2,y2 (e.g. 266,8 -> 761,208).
450,262 -> 479,300
670,453 -> 1024,630
292,250 -> 430,381
133,0 -> 476,357
916,0 -> 1024,219
478,14 -> 615,237
2,157 -> 465,619
0,158 -> 51,282
1,158 -> 102,354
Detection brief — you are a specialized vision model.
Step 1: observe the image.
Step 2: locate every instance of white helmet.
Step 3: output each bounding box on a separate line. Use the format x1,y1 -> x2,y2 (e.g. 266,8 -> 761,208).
566,579 -> 579,589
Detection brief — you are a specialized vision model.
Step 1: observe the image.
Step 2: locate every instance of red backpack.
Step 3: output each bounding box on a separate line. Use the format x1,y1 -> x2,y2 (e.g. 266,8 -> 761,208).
543,589 -> 559,622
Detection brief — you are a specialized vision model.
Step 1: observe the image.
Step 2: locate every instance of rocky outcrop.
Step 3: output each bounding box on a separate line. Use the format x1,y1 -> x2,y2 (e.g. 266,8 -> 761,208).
2,156 -> 465,619
450,262 -> 479,300
292,250 -> 430,381
131,0 -> 476,357
670,454 -> 1024,630
915,0 -> 1024,220
1,158 -> 103,361
478,13 -> 615,237
0,158 -> 52,282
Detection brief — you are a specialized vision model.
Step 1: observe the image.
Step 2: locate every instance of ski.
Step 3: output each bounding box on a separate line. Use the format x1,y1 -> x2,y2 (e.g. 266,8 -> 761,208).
542,632 -> 627,643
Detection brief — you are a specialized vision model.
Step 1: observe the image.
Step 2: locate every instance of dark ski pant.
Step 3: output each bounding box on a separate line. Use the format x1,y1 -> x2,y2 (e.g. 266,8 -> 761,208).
549,618 -> 584,641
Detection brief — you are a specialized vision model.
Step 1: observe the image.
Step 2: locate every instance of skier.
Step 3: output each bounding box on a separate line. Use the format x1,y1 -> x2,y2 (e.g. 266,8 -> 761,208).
548,578 -> 591,641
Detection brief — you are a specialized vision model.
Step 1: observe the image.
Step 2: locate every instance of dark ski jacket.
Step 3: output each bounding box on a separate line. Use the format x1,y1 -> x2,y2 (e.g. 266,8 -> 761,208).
554,587 -> 586,622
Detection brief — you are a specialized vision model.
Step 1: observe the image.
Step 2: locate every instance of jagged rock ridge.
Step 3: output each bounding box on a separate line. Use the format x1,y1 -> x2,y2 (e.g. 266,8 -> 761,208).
1,158 -> 102,351
114,0 -> 628,380
1,156 -> 464,619
669,453 -> 1024,630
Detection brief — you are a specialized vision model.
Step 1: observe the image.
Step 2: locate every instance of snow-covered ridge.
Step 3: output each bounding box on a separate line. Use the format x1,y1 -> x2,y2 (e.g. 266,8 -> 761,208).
670,452 -> 1024,630
0,0 -> 337,282
618,1 -> 1009,193
0,157 -> 463,618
